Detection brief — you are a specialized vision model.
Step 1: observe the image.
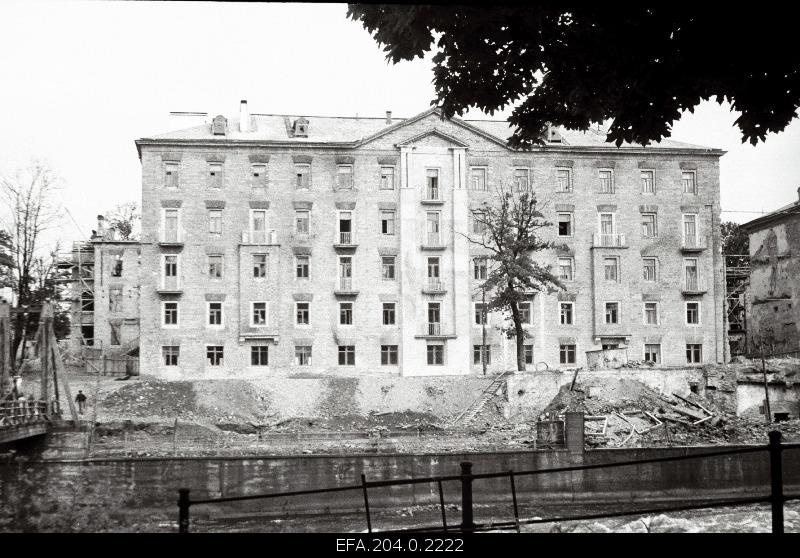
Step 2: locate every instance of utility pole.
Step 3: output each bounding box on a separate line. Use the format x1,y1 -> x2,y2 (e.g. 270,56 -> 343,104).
481,283 -> 487,376
761,345 -> 772,424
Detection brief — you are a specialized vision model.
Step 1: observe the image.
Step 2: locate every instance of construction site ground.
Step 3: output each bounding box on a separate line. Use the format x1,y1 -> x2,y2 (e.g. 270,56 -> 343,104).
11,360 -> 800,458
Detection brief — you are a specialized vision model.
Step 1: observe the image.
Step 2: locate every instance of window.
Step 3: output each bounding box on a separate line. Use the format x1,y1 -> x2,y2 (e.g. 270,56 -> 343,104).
251,346 -> 269,366
684,258 -> 699,290
427,345 -> 444,365
599,213 -> 615,235
208,302 -> 223,327
340,302 -> 353,325
644,344 -> 661,364
471,167 -> 487,191
524,345 -> 534,365
295,210 -> 310,234
338,345 -> 355,365
382,303 -> 396,325
164,162 -> 179,188
686,302 -> 701,325
558,257 -> 574,282
686,344 -> 702,364
382,256 -> 395,280
251,210 -> 267,243
426,168 -> 440,199
163,209 -> 180,242
109,322 -> 121,346
473,258 -> 487,280
295,345 -> 312,366
644,302 -> 659,325
518,302 -> 531,325
473,345 -> 491,365
682,171 -> 697,194
427,302 -> 441,334
513,168 -> 530,192
209,210 -> 223,235
599,169 -> 614,193
604,257 -> 619,282
381,211 -> 395,235
209,163 -> 223,189
556,168 -> 572,192
602,343 -> 620,350
162,346 -> 179,366
426,212 -> 441,245
380,166 -> 395,190
640,170 -> 655,193
338,256 -> 353,290
109,287 -> 122,313
338,211 -> 353,244
163,255 -> 178,289
560,344 -> 576,364
111,257 -> 123,277
605,302 -> 619,324
683,214 -> 698,245
251,164 -> 267,189
641,213 -> 657,238
295,164 -> 310,189
560,302 -> 574,325
557,213 -> 573,236
643,258 -> 657,282
253,254 -> 268,278
251,302 -> 268,326
474,303 -> 488,325
381,345 -> 398,365
296,302 -> 310,325
472,212 -> 486,235
296,256 -> 309,278
163,302 -> 178,326
206,345 -> 224,366
208,255 -> 223,279
337,165 -> 353,189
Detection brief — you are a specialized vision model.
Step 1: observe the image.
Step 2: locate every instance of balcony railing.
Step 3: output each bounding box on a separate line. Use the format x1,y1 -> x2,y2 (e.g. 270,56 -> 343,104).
338,231 -> 354,245
427,323 -> 442,336
160,229 -> 184,245
241,230 -> 278,245
681,236 -> 708,251
426,186 -> 440,201
161,276 -> 180,291
682,276 -> 707,293
339,277 -> 353,291
425,278 -> 445,292
426,233 -> 442,246
593,233 -> 627,247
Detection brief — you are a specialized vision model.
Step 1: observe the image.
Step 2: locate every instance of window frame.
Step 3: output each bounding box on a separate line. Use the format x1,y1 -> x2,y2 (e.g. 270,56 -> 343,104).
382,302 -> 396,326
557,212 -> 573,237
643,257 -> 658,282
208,209 -> 223,235
558,257 -> 575,282
161,254 -> 180,290
643,301 -> 659,325
640,169 -> 655,194
295,210 -> 310,235
604,301 -> 620,325
296,301 -> 310,326
473,302 -> 489,326
296,255 -> 310,279
294,163 -> 311,190
251,163 -> 268,189
338,345 -> 356,366
250,301 -> 269,328
682,170 -> 697,194
380,166 -> 395,190
164,161 -> 179,189
162,345 -> 180,366
598,168 -> 615,194
518,301 -> 532,325
470,166 -> 487,191
686,343 -> 703,364
381,256 -> 396,281
644,343 -> 661,364
206,345 -> 224,367
559,301 -> 574,325
295,345 -> 312,366
603,256 -> 620,283
208,162 -> 224,189
207,301 -> 224,328
381,344 -> 398,365
208,254 -> 224,280
162,301 -> 179,328
559,344 -> 577,364
513,167 -> 530,193
556,167 -> 572,192
686,301 -> 702,326
473,344 -> 492,365
380,210 -> 396,236
339,301 -> 354,326
473,257 -> 488,281
250,345 -> 269,367
336,164 -> 354,190
253,254 -> 268,279
641,213 -> 658,238
426,344 -> 445,366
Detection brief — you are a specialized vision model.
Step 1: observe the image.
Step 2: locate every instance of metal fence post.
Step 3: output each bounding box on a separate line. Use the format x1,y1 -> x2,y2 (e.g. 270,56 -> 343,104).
361,474 -> 372,533
178,488 -> 191,533
768,431 -> 784,534
460,461 -> 474,533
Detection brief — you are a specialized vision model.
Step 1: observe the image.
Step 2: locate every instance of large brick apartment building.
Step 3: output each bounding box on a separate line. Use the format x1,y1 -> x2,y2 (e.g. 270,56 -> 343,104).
134,102 -> 726,378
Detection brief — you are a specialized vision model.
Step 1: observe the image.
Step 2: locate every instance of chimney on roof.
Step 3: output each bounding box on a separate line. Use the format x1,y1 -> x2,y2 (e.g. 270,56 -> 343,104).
386,111 -> 392,125
97,215 -> 106,240
239,100 -> 251,133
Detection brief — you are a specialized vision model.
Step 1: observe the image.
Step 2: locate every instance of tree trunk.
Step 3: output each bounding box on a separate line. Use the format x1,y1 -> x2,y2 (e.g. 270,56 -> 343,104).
509,302 -> 526,372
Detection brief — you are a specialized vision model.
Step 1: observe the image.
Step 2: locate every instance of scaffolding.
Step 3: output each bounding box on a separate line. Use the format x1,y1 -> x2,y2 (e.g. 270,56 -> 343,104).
724,254 -> 750,356
56,241 -> 96,349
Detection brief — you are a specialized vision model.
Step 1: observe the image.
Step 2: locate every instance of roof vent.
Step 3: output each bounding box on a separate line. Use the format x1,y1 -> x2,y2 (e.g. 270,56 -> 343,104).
547,126 -> 563,143
239,100 -> 251,133
212,115 -> 227,136
294,117 -> 309,138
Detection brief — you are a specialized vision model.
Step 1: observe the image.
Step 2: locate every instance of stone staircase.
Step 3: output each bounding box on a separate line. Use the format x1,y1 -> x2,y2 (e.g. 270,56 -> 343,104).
449,371 -> 512,428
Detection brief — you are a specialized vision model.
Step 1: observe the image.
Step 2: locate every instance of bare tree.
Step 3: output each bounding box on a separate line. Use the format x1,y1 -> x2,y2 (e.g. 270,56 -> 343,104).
464,183 -> 564,372
0,160 -> 63,358
104,201 -> 140,241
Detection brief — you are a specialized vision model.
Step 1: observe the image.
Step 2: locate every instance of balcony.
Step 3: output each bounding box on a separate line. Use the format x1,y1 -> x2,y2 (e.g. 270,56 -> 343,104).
592,233 -> 628,248
414,322 -> 457,339
241,230 -> 278,245
158,230 -> 185,247
156,277 -> 183,295
334,231 -> 358,249
682,276 -> 707,295
681,236 -> 708,252
334,277 -> 359,296
421,186 -> 444,205
421,233 -> 446,250
422,278 -> 446,294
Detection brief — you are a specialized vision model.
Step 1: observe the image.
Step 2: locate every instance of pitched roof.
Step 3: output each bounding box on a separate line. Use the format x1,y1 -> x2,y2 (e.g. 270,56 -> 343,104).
740,194 -> 800,232
139,107 -> 723,153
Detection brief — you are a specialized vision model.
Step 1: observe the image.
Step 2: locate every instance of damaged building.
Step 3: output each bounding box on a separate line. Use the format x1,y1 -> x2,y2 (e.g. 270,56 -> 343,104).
132,102 -> 727,377
741,188 -> 800,354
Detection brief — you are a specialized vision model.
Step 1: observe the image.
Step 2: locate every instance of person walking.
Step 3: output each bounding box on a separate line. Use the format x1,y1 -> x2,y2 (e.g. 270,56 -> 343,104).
75,390 -> 87,414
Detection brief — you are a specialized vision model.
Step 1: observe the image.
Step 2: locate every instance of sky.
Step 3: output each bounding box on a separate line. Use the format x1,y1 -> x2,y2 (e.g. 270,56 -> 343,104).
1,1 -> 799,255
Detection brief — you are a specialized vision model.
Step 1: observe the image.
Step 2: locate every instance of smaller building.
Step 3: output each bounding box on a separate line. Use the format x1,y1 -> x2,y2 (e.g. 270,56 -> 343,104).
740,188 -> 800,354
58,217 -> 141,357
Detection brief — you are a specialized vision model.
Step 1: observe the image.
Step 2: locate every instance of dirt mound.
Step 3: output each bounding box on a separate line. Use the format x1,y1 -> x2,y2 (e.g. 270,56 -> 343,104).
101,379 -> 195,419
266,410 -> 441,432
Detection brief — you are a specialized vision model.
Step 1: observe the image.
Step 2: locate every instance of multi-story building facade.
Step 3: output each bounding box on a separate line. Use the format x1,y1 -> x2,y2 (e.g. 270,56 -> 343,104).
58,219 -> 141,356
741,189 -> 800,353
135,102 -> 725,377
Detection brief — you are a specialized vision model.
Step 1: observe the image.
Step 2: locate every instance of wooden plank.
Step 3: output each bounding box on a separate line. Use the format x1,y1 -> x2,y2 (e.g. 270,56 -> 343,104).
668,404 -> 706,422
50,332 -> 78,425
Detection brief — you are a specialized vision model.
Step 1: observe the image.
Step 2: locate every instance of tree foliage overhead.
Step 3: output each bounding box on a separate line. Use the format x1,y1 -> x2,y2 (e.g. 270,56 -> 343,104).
103,201 -> 140,241
348,4 -> 800,147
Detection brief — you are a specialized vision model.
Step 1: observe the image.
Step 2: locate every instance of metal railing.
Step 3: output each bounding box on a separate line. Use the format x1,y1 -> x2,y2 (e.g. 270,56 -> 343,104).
682,276 -> 707,293
427,322 -> 441,336
426,233 -> 441,246
682,236 -> 708,250
0,400 -> 49,427
593,233 -> 627,247
426,278 -> 444,291
174,432 -> 799,534
241,230 -> 277,245
426,186 -> 440,201
338,277 -> 353,291
338,231 -> 354,245
161,229 -> 184,244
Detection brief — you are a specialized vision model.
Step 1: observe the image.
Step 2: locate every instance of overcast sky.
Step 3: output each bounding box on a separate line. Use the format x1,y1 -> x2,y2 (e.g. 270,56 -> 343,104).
1,1 -> 798,254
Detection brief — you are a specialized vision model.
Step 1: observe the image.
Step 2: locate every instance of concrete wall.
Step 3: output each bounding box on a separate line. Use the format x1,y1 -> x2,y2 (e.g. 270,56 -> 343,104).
737,382 -> 800,418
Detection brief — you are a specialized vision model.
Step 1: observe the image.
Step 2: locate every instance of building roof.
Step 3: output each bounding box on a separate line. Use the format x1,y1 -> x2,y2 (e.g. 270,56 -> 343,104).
740,190 -> 800,232
137,106 -> 724,156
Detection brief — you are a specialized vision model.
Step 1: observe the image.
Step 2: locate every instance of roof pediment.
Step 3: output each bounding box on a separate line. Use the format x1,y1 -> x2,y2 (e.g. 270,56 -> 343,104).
395,128 -> 470,148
